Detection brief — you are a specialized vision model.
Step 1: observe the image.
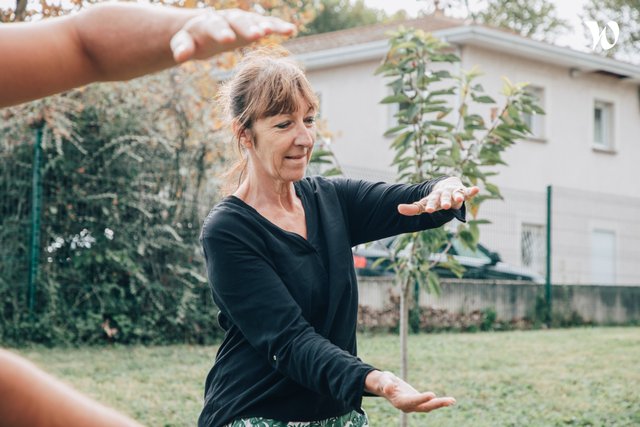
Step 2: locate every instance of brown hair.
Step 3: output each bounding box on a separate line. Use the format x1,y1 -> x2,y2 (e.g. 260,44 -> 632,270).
217,47 -> 319,195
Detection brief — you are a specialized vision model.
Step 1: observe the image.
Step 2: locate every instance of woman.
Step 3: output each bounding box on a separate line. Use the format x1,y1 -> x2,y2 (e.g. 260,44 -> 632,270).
200,50 -> 479,427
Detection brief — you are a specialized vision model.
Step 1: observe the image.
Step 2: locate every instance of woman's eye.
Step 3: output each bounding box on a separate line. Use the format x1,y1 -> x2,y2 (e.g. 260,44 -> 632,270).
304,117 -> 316,125
275,121 -> 291,129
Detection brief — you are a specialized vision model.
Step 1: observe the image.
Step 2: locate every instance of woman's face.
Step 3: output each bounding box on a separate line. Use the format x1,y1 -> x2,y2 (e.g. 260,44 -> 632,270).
244,95 -> 316,184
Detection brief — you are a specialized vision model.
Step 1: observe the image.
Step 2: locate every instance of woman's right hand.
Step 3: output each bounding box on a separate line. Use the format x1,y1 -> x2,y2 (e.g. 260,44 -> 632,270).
364,370 -> 456,413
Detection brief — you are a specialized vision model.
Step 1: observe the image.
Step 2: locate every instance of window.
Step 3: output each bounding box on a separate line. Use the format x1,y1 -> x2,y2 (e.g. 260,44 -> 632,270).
387,100 -> 411,130
593,101 -> 614,150
521,223 -> 545,275
522,87 -> 545,140
590,229 -> 616,285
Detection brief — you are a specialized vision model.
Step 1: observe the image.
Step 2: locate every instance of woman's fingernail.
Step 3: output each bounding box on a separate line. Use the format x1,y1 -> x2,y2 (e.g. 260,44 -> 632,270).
249,25 -> 261,36
220,29 -> 235,40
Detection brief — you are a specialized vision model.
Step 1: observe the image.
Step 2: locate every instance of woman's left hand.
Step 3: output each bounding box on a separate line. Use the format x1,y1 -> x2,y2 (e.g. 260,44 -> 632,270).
397,177 -> 479,216
365,370 -> 456,413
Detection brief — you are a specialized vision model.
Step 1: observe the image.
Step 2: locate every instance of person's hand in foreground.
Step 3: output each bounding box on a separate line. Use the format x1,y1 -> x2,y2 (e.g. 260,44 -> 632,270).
0,349 -> 142,427
397,177 -> 480,216
171,8 -> 296,63
0,3 -> 296,108
365,370 -> 456,413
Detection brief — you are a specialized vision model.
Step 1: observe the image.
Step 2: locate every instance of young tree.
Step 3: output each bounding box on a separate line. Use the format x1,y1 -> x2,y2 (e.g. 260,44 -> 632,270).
474,0 -> 569,42
376,27 -> 542,427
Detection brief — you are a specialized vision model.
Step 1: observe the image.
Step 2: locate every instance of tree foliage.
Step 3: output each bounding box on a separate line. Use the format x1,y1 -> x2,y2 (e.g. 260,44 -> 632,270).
0,65 -> 226,345
0,0 -> 320,345
376,27 -> 543,425
300,0 -> 409,36
584,0 -> 640,60
473,0 -> 569,42
1,0 -> 317,23
301,0 -> 383,35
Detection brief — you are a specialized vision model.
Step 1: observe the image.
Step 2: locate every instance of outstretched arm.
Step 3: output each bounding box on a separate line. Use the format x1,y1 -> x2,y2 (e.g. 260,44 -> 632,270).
0,349 -> 143,427
0,2 -> 296,108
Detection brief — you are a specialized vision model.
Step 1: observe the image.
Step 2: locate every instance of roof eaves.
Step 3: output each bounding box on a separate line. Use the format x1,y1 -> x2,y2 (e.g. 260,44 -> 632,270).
291,24 -> 640,84
441,26 -> 640,83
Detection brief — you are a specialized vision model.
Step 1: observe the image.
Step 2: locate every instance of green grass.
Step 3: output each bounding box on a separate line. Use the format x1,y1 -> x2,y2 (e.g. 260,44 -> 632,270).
13,327 -> 640,427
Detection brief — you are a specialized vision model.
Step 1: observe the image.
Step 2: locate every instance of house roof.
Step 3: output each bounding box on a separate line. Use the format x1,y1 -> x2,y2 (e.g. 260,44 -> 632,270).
284,14 -> 640,84
284,13 -> 465,55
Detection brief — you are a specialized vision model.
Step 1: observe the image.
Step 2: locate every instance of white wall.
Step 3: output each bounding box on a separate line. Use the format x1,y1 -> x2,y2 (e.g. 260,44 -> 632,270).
301,45 -> 640,285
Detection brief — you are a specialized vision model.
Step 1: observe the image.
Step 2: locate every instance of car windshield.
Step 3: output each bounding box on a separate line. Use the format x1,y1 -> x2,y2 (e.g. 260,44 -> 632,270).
451,238 -> 492,262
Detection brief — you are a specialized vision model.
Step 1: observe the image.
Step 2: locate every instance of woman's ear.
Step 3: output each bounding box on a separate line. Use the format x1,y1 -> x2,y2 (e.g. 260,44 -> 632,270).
233,122 -> 253,149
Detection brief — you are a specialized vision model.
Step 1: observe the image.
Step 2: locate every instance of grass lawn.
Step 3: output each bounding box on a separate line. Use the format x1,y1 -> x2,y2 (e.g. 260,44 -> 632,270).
13,327 -> 640,427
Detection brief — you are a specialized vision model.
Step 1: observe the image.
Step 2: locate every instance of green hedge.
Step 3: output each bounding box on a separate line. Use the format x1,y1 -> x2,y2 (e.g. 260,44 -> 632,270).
0,81 -> 224,346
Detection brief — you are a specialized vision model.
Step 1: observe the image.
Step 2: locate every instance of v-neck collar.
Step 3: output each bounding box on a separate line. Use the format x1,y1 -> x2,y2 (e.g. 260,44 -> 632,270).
225,181 -> 315,248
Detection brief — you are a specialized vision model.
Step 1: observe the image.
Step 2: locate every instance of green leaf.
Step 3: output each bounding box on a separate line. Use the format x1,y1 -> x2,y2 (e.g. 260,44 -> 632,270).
322,167 -> 342,177
485,182 -> 502,198
384,125 -> 408,137
380,94 -> 411,104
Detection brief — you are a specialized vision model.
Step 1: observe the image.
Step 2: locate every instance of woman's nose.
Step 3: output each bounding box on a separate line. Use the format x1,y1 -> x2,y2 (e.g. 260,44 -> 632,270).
294,123 -> 314,147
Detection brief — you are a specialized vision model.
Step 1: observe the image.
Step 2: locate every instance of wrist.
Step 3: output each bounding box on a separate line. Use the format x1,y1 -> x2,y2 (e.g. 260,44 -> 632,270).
364,370 -> 384,396
365,370 -> 397,397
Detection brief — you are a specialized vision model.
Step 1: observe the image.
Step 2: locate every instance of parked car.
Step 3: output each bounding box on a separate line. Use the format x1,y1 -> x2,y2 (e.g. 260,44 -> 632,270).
352,235 -> 544,283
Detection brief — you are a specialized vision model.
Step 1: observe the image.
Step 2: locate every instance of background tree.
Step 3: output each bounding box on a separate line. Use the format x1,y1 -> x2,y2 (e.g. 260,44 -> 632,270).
583,0 -> 640,61
0,0 -> 319,345
0,0 -> 318,24
473,0 -> 569,42
376,27 -> 542,427
300,0 -> 408,36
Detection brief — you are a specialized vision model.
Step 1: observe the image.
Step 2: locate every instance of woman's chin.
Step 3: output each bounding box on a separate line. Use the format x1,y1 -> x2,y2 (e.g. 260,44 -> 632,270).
281,166 -> 307,182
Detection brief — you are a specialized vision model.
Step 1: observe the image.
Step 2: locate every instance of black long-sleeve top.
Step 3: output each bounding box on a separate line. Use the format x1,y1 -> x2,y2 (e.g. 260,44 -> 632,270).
198,176 -> 465,427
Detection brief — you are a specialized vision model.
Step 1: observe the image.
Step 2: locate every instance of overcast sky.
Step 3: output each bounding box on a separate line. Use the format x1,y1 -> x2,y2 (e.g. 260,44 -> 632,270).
0,0 -> 601,51
363,0 -> 591,50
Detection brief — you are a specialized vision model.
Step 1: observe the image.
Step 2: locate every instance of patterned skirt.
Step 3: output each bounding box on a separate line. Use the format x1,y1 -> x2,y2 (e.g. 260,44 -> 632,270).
224,410 -> 369,427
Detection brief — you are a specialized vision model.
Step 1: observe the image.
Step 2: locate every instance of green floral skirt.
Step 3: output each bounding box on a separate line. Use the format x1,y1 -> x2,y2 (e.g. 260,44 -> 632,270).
225,410 -> 369,427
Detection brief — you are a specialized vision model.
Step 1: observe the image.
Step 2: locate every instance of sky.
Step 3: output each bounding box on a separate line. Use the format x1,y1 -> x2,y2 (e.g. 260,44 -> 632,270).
362,0 -> 591,50
0,0 -> 601,51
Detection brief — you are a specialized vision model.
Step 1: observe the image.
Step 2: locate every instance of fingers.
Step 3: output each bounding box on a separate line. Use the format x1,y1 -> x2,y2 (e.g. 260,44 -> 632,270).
414,396 -> 457,412
385,382 -> 455,413
170,30 -> 196,63
397,184 -> 481,216
219,9 -> 296,40
173,9 -> 297,63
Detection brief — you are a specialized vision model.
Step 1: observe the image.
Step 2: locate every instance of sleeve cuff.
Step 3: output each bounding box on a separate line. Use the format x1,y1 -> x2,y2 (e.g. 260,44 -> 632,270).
451,202 -> 466,223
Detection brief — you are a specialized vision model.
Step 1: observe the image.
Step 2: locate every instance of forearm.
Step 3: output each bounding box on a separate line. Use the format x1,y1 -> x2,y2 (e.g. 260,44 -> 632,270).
0,349 -> 143,427
72,2 -> 200,81
0,3 -> 198,108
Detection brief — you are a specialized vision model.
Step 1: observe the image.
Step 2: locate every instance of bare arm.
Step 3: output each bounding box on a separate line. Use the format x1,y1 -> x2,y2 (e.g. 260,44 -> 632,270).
0,2 -> 296,108
0,349 -> 143,427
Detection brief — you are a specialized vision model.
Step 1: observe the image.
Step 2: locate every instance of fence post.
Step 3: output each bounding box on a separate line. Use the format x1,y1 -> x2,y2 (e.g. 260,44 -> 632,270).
545,185 -> 552,325
28,124 -> 44,316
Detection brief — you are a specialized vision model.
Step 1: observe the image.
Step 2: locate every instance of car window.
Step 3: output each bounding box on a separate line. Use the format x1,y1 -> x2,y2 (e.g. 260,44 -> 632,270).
451,238 -> 492,263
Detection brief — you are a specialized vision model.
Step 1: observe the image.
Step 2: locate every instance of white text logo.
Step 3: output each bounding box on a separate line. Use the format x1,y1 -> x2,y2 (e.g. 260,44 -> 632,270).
585,20 -> 620,51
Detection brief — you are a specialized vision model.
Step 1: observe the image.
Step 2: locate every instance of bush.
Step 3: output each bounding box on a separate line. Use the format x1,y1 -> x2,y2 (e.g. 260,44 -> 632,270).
0,71 -> 225,346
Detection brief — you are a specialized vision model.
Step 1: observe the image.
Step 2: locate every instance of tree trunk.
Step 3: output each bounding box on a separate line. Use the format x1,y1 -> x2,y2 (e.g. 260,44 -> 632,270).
399,281 -> 410,427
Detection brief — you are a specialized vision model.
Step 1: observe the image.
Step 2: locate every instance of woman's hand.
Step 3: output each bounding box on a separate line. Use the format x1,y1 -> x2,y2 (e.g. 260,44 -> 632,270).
397,177 -> 479,216
170,8 -> 297,63
365,370 -> 456,413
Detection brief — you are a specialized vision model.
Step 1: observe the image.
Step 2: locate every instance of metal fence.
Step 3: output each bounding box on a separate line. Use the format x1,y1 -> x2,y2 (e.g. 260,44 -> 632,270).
3,128 -> 639,337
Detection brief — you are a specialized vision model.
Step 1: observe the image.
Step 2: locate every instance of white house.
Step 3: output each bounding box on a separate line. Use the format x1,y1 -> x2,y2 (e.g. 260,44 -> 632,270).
283,14 -> 640,285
